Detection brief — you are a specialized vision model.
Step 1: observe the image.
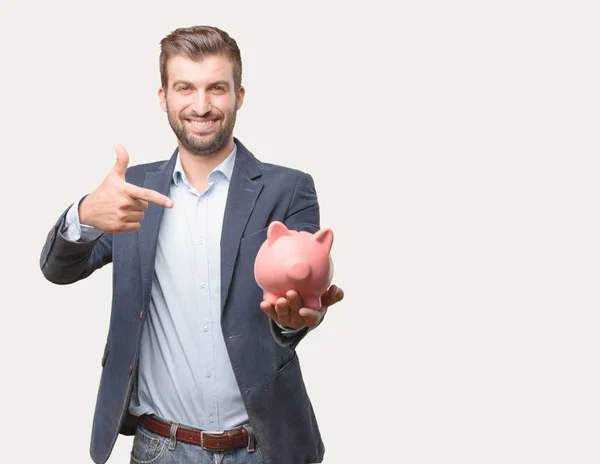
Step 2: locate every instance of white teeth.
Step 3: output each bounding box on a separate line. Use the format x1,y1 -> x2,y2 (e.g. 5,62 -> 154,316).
190,120 -> 215,126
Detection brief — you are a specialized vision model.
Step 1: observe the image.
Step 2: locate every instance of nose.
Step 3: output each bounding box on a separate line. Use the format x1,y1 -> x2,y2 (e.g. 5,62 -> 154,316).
193,90 -> 212,116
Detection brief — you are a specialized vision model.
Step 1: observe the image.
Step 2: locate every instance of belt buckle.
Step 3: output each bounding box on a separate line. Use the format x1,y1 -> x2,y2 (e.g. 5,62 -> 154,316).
200,430 -> 225,450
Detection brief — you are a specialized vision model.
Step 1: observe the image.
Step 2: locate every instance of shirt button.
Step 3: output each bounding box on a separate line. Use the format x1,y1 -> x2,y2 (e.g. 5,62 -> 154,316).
197,238 -> 204,245
206,371 -> 212,378
204,326 -> 209,332
139,311 -> 143,321
209,416 -> 215,423
200,282 -> 206,288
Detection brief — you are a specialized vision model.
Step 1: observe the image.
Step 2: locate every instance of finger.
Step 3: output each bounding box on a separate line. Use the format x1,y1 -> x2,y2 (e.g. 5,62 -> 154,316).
330,285 -> 344,303
285,290 -> 303,312
119,198 -> 149,212
275,297 -> 291,326
129,198 -> 149,212
115,222 -> 141,234
322,285 -> 344,307
260,301 -> 272,310
260,302 -> 278,321
298,308 -> 322,326
320,285 -> 337,306
125,183 -> 173,208
112,144 -> 129,179
125,211 -> 145,223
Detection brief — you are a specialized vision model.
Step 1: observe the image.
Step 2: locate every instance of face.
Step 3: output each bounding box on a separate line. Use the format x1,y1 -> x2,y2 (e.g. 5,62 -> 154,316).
159,54 -> 245,156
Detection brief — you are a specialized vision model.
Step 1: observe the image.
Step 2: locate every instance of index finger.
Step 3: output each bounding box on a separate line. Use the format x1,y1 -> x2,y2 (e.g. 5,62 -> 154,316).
124,183 -> 173,208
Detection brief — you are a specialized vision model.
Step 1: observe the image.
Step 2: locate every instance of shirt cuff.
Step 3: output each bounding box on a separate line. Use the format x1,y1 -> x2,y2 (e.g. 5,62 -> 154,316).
62,195 -> 103,242
275,321 -> 304,336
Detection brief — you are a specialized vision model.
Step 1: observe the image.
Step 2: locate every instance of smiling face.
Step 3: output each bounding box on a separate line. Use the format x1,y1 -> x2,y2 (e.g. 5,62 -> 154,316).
158,54 -> 245,157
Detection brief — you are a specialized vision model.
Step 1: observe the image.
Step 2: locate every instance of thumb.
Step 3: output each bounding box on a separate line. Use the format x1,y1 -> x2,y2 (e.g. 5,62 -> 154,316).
112,143 -> 129,178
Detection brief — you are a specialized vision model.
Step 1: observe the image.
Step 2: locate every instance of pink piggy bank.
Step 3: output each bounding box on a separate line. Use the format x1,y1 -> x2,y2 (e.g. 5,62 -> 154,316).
254,221 -> 334,309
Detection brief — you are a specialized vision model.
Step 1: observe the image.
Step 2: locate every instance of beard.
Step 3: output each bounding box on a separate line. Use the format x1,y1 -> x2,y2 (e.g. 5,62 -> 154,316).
167,104 -> 237,156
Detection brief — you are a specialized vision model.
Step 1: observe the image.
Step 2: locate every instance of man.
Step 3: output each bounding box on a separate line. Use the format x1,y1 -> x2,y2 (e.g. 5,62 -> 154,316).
40,25 -> 344,464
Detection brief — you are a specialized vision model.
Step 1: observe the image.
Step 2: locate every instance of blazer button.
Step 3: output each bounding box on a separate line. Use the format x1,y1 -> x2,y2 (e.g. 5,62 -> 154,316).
129,365 -> 133,375
139,311 -> 143,321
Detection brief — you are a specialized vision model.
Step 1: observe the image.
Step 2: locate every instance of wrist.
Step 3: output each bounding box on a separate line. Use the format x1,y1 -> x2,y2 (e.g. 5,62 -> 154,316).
78,195 -> 93,226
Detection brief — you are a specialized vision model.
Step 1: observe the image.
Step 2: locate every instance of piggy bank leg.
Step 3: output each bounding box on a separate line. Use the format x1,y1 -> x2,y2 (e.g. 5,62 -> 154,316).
302,295 -> 322,310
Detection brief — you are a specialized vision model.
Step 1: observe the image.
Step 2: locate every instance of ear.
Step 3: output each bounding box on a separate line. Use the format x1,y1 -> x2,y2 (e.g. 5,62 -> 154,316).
235,86 -> 245,111
313,228 -> 334,252
267,221 -> 291,247
158,87 -> 167,113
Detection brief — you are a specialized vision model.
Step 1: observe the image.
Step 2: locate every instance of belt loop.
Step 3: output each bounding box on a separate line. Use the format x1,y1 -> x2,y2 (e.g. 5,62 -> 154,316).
168,422 -> 180,451
243,424 -> 255,452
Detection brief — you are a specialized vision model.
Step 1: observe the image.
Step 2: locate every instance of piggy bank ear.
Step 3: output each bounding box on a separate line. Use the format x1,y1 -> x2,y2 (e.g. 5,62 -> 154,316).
267,221 -> 292,247
313,228 -> 333,252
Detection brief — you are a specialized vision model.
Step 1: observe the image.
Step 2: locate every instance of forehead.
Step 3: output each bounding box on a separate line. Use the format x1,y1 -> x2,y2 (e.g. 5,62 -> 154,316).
166,54 -> 235,86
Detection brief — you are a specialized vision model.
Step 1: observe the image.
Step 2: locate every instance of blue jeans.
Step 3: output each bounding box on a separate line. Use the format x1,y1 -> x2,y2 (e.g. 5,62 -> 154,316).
130,424 -> 266,464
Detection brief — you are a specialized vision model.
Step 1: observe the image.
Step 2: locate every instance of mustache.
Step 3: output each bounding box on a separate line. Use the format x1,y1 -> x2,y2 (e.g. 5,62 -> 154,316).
182,111 -> 221,120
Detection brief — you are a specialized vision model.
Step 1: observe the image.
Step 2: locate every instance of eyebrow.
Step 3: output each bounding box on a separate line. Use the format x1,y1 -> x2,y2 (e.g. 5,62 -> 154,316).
171,80 -> 230,89
208,80 -> 230,88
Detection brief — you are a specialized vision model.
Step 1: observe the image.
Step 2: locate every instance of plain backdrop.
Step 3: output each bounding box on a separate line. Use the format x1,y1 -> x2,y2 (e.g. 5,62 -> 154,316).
1,0 -> 599,463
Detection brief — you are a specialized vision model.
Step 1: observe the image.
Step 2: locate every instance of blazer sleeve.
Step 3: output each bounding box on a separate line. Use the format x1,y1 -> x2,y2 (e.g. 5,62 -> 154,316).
40,203 -> 113,285
269,172 -> 324,349
283,172 -> 320,234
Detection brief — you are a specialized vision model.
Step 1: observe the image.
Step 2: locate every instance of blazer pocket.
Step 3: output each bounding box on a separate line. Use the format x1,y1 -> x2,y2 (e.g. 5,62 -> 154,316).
101,342 -> 110,367
276,351 -> 298,374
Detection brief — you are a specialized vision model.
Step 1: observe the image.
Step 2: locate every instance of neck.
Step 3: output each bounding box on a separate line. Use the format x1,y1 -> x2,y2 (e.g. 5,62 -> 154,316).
178,138 -> 234,192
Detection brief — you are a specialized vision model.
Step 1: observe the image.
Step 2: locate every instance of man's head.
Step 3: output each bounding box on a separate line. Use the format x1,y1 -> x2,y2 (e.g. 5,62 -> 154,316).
158,26 -> 245,157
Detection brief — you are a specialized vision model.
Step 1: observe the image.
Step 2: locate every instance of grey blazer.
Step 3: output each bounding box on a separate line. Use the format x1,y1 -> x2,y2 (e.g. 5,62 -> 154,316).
40,139 -> 325,464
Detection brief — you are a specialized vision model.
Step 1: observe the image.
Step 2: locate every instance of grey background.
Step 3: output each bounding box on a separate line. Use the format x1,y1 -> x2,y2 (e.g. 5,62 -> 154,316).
1,0 -> 598,462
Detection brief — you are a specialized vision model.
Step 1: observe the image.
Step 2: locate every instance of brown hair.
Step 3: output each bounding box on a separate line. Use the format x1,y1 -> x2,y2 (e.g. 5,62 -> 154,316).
159,26 -> 242,91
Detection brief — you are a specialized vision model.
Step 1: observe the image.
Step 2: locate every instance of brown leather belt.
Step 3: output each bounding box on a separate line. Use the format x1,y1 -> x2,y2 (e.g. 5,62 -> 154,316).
139,414 -> 249,451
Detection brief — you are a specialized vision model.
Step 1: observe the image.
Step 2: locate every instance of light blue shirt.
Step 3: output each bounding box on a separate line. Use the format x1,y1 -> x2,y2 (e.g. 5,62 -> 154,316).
64,146 -> 249,430
130,147 -> 248,429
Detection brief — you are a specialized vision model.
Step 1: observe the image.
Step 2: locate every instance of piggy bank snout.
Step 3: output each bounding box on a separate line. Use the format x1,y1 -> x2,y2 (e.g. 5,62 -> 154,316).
286,261 -> 311,281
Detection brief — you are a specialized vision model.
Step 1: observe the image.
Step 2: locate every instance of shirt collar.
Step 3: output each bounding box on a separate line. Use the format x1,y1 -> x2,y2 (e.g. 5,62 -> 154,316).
172,143 -> 237,187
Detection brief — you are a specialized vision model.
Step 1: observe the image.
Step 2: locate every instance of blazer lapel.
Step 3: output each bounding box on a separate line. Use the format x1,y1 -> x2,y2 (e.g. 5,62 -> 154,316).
220,139 -> 263,311
138,150 -> 178,311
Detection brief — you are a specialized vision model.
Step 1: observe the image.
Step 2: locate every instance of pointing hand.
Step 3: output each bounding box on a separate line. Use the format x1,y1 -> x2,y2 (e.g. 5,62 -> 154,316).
78,144 -> 173,233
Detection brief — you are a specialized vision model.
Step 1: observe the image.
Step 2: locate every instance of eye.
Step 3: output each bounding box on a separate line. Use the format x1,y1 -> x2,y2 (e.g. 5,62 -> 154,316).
212,86 -> 226,93
177,86 -> 191,92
